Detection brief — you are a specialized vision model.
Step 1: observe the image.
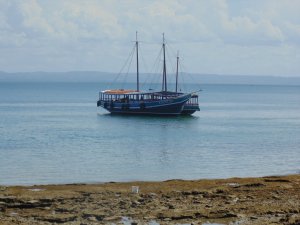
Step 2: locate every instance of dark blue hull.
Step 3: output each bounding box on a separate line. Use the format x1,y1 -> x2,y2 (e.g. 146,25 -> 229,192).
181,104 -> 200,115
98,93 -> 191,115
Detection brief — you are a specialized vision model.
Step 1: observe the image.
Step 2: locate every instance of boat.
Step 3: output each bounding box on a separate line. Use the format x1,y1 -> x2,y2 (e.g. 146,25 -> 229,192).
97,33 -> 198,116
97,90 -> 191,115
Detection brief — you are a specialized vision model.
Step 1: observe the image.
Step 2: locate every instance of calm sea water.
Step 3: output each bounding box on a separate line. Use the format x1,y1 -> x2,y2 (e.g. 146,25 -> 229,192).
0,82 -> 299,185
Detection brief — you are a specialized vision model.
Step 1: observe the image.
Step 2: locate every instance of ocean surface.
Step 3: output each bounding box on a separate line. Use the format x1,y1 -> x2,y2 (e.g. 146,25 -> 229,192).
0,82 -> 299,185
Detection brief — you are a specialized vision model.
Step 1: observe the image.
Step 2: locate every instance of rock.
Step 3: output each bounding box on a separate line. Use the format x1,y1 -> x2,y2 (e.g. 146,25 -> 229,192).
233,197 -> 239,203
264,179 -> 290,183
0,186 -> 7,191
0,196 -> 16,203
103,216 -> 122,221
191,190 -> 205,195
243,183 -> 265,187
210,210 -> 237,219
194,212 -> 207,218
227,183 -> 240,187
55,207 -> 73,213
168,204 -> 175,209
82,212 -> 105,221
215,189 -> 225,194
131,200 -> 140,207
27,188 -> 45,192
149,192 -> 157,197
171,215 -> 194,220
272,195 -> 281,200
87,216 -> 97,221
39,215 -> 77,223
181,191 -> 192,196
289,209 -> 299,213
6,199 -> 52,209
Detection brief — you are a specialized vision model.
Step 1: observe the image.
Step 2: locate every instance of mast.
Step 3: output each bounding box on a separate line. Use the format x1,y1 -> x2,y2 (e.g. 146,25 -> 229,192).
136,31 -> 139,92
176,51 -> 179,93
162,33 -> 167,92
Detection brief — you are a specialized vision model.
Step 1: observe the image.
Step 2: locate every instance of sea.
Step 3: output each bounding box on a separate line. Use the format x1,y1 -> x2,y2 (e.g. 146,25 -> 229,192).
0,82 -> 299,185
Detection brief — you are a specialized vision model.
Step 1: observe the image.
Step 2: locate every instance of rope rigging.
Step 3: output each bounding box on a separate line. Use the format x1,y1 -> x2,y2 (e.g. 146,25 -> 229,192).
106,35 -> 199,93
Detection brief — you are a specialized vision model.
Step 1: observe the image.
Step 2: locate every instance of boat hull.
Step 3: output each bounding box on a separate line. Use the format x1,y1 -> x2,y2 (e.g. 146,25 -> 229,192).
181,104 -> 200,115
98,94 -> 191,115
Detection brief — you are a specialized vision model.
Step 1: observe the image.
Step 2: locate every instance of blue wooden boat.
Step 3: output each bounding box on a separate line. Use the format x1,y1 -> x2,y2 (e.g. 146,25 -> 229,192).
97,33 -> 197,116
97,90 -> 191,115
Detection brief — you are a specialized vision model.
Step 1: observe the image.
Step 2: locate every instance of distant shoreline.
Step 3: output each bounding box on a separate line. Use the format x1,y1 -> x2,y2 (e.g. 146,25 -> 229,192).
1,174 -> 300,224
1,71 -> 300,85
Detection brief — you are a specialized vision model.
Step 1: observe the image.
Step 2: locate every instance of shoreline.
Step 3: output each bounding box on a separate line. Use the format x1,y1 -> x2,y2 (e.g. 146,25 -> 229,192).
1,175 -> 300,224
2,172 -> 298,187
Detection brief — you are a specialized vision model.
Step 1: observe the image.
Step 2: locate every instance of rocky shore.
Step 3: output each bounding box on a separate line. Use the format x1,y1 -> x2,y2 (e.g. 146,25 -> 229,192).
0,175 -> 300,225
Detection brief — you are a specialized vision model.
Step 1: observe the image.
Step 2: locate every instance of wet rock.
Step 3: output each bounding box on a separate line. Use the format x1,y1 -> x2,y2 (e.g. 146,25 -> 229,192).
131,200 -> 140,208
162,194 -> 171,199
157,213 -> 166,219
191,190 -> 206,195
194,212 -> 207,218
171,215 -> 194,220
210,210 -> 237,219
82,212 -> 105,221
149,192 -> 158,197
289,209 -> 299,213
87,216 -> 97,221
215,189 -> 226,194
103,215 -> 122,221
288,219 -> 300,225
181,190 -> 207,196
243,183 -> 265,187
40,215 -> 77,223
182,191 -> 192,196
0,196 -> 16,203
193,199 -> 201,204
168,204 -> 175,209
246,195 -> 254,199
264,179 -> 290,183
55,207 -> 74,213
5,199 -> 52,209
272,194 -> 281,200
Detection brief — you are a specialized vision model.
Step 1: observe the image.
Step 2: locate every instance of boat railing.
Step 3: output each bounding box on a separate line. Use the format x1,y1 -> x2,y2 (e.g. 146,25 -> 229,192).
98,91 -> 185,102
185,95 -> 199,105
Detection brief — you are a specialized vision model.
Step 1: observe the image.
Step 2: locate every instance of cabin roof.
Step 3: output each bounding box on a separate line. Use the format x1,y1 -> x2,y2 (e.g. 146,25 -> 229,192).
101,89 -> 193,96
102,89 -> 137,94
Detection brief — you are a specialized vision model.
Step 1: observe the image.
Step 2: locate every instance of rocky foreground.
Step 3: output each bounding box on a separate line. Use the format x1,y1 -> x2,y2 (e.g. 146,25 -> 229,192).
0,175 -> 300,225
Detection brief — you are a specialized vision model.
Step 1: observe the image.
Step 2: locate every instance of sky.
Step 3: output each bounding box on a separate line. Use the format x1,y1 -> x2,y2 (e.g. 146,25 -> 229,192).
0,0 -> 300,77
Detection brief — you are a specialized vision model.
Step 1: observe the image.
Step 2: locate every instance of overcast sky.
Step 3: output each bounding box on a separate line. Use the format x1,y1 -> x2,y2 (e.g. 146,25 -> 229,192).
0,0 -> 300,76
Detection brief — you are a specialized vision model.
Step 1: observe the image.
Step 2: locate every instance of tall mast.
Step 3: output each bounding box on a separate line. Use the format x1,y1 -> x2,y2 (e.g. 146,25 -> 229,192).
162,33 -> 167,92
136,31 -> 139,92
176,51 -> 179,93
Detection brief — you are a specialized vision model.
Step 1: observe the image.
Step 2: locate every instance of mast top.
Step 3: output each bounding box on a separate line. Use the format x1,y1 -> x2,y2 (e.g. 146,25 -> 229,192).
136,31 -> 138,42
163,32 -> 165,44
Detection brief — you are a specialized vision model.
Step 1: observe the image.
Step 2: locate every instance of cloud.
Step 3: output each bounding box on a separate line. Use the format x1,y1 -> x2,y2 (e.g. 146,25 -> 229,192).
0,0 -> 299,76
19,0 -> 54,35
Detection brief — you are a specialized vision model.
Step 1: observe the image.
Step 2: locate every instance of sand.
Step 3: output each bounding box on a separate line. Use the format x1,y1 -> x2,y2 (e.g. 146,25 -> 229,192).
0,175 -> 300,224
